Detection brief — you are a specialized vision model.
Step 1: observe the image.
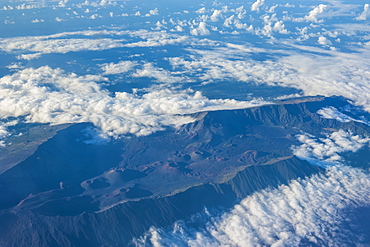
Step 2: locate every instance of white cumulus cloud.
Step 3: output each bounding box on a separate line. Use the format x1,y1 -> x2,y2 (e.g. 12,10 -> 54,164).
0,66 -> 268,138
251,0 -> 265,12
190,22 -> 211,36
356,4 -> 370,20
304,4 -> 328,22
318,36 -> 332,46
210,10 -> 222,22
292,130 -> 370,165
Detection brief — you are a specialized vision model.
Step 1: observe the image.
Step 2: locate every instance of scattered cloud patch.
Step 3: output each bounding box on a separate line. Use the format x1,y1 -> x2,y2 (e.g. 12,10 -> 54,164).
301,4 -> 328,22
0,120 -> 18,147
0,126 -> 10,147
55,17 -> 65,22
100,61 -> 137,75
149,8 -> 158,16
318,36 -> 332,46
132,63 -> 184,83
190,22 -> 211,36
251,0 -> 265,12
210,10 -> 222,22
356,4 -> 370,20
31,19 -> 45,23
292,130 -> 370,165
196,7 -> 206,14
16,53 -> 42,60
81,126 -> 110,145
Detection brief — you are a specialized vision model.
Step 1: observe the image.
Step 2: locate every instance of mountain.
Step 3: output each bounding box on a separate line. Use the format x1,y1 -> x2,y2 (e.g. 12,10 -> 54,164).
0,96 -> 369,246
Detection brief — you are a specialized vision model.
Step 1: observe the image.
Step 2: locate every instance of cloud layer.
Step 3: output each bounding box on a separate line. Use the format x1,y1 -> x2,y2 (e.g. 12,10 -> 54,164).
0,66 -> 267,138
168,45 -> 370,111
136,164 -> 370,246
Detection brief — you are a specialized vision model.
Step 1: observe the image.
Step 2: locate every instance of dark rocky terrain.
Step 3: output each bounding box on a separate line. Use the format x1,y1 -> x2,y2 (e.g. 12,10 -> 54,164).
0,96 -> 369,246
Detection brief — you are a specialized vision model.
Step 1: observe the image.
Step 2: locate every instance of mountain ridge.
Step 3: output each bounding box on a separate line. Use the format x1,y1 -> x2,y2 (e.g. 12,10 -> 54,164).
0,95 -> 369,246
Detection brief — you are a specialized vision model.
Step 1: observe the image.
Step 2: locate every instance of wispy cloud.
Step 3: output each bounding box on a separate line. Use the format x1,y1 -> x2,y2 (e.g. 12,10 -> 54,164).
169,42 -> 370,112
0,33 -> 127,59
0,30 -> 189,59
318,106 -> 370,126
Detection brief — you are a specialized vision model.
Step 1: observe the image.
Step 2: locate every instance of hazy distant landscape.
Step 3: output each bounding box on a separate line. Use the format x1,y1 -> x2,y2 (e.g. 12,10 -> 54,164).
1,0 -> 370,246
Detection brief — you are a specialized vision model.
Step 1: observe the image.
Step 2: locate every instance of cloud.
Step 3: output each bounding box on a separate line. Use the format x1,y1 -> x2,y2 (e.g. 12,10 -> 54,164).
0,120 -> 18,147
0,126 -> 9,147
149,8 -> 159,16
55,17 -> 65,22
0,66 -> 268,138
136,164 -> 370,246
168,43 -> 370,112
31,19 -> 45,23
196,7 -> 206,14
145,8 -> 159,17
123,32 -> 188,47
58,0 -> 68,7
132,63 -> 185,83
318,36 -> 332,46
223,15 -> 234,28
89,14 -> 102,19
356,4 -> 370,20
234,6 -> 246,19
292,130 -> 370,165
304,4 -> 328,22
12,3 -> 44,10
6,63 -> 24,70
100,61 -> 137,75
272,20 -> 289,34
251,0 -> 265,12
273,49 -> 370,111
16,53 -> 42,60
81,126 -> 110,145
0,30 -> 190,58
255,14 -> 289,36
318,106 -> 370,126
0,36 -> 126,59
4,20 -> 15,25
210,10 -> 222,22
190,22 -> 211,36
